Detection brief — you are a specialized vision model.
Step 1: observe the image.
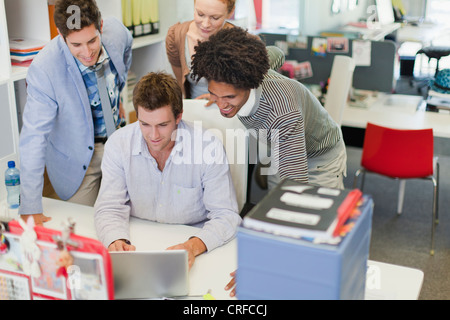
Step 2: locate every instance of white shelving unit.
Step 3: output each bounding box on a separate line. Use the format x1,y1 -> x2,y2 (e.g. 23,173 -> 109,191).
96,0 -> 178,121
0,0 -> 179,205
0,0 -> 20,206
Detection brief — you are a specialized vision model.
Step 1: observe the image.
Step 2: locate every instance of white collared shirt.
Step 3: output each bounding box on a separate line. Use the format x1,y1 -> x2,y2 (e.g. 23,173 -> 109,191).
94,120 -> 241,251
237,89 -> 256,117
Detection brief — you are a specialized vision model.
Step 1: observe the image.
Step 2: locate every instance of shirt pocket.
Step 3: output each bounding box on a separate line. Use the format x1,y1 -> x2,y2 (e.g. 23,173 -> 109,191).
170,184 -> 205,224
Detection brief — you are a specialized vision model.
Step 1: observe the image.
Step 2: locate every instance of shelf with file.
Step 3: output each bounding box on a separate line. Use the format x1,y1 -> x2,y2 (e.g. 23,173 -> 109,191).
5,0 -> 52,77
96,0 -> 178,122
10,66 -> 28,82
0,0 -> 10,81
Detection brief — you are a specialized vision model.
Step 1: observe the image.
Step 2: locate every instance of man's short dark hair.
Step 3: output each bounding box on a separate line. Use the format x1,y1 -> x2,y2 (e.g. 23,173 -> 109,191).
191,27 -> 270,90
133,72 -> 183,119
54,0 -> 102,38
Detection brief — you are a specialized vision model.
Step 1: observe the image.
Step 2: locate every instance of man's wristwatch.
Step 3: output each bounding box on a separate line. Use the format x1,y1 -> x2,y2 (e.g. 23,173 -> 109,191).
113,239 -> 131,245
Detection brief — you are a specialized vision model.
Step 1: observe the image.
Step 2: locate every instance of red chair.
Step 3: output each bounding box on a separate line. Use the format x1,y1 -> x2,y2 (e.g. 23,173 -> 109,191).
353,123 -> 439,255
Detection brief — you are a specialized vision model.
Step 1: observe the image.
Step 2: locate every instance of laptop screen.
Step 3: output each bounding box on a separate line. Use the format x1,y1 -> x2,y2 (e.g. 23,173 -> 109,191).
110,250 -> 189,300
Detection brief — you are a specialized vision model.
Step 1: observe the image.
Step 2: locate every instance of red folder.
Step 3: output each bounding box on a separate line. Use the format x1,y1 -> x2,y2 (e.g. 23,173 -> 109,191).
0,219 -> 113,300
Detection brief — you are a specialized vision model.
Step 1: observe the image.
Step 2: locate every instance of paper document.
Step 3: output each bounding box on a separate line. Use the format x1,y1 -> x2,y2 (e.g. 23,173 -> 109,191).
280,192 -> 334,210
266,208 -> 320,226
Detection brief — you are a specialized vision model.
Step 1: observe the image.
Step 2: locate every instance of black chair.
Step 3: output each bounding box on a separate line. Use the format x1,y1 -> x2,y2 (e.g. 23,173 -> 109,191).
416,46 -> 450,77
409,46 -> 450,95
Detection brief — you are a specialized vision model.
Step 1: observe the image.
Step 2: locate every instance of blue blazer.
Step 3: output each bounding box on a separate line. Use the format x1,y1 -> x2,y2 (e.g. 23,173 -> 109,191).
19,17 -> 133,214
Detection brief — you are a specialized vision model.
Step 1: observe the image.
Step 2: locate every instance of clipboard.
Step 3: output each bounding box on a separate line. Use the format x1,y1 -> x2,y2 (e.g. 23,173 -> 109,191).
0,218 -> 113,300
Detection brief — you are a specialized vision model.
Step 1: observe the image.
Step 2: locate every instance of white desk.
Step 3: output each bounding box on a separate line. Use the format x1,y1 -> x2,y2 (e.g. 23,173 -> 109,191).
397,23 -> 450,46
339,23 -> 401,41
365,260 -> 424,300
342,93 -> 450,138
42,198 -> 236,300
41,198 -> 423,300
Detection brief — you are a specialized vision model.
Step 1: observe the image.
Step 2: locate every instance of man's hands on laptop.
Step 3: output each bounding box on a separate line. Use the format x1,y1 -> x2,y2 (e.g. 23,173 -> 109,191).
108,237 -> 206,269
108,239 -> 136,252
167,237 -> 206,269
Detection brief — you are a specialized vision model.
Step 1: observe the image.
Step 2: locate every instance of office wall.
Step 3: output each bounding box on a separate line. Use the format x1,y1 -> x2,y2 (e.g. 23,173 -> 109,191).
174,0 -> 255,29
300,0 -> 371,36
176,0 -> 193,22
401,0 -> 427,18
170,0 -> 372,36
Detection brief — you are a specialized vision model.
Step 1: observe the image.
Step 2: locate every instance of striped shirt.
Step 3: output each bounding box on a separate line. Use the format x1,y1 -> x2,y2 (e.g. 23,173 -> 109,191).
237,69 -> 342,183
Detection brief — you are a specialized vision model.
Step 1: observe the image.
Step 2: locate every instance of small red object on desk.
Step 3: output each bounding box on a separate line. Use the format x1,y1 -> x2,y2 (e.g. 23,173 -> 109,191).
333,189 -> 362,237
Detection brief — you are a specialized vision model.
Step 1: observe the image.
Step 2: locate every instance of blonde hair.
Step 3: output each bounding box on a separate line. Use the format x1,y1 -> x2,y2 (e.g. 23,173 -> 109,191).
194,0 -> 236,13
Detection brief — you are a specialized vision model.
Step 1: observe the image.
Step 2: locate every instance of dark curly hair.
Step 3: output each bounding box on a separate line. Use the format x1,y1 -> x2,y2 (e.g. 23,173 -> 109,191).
191,27 -> 270,90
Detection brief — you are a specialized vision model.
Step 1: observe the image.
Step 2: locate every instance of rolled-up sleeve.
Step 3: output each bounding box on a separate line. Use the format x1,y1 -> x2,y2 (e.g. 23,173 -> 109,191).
191,136 -> 242,251
94,135 -> 131,247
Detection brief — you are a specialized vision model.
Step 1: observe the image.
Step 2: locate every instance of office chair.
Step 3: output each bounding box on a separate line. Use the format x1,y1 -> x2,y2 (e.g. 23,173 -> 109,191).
417,46 -> 450,77
353,123 -> 439,255
181,99 -> 250,217
411,46 -> 450,95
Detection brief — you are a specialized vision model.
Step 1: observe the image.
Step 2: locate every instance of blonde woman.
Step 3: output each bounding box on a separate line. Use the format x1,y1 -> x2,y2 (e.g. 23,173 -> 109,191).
166,0 -> 236,102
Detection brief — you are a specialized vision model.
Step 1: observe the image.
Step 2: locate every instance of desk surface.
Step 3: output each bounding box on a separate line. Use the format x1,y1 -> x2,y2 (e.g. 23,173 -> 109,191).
41,197 -> 423,300
42,198 -> 236,300
397,23 -> 450,45
340,22 -> 401,41
342,93 -> 450,138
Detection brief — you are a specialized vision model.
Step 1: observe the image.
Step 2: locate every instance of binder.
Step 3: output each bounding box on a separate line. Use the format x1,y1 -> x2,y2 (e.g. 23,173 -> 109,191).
150,0 -> 159,34
0,219 -> 113,300
242,179 -> 362,243
132,0 -> 143,37
48,4 -> 58,39
141,0 -> 152,36
122,0 -> 134,36
122,0 -> 159,37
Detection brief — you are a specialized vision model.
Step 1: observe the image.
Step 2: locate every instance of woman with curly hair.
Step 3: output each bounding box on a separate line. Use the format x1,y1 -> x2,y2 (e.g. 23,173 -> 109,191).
191,27 -> 347,191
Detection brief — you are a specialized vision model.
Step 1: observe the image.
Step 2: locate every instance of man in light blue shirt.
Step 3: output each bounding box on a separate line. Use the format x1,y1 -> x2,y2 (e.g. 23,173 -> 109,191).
94,72 -> 241,268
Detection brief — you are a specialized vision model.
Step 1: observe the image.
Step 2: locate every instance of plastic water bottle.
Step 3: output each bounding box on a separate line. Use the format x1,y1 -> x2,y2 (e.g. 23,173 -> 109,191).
5,161 -> 20,209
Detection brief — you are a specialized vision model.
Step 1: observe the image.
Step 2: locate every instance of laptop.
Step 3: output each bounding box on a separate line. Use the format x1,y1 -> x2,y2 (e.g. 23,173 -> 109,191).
110,250 -> 189,300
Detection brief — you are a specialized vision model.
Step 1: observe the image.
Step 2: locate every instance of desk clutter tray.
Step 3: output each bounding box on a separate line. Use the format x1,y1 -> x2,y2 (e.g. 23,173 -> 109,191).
0,218 -> 113,300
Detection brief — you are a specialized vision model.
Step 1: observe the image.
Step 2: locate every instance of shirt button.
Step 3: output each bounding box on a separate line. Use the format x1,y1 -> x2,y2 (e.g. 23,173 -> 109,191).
83,165 -> 87,170
88,146 -> 93,150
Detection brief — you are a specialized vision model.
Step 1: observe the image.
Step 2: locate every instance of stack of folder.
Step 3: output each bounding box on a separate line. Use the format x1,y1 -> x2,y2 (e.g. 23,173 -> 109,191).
9,38 -> 47,67
242,180 -> 363,244
426,90 -> 450,112
122,0 -> 159,37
